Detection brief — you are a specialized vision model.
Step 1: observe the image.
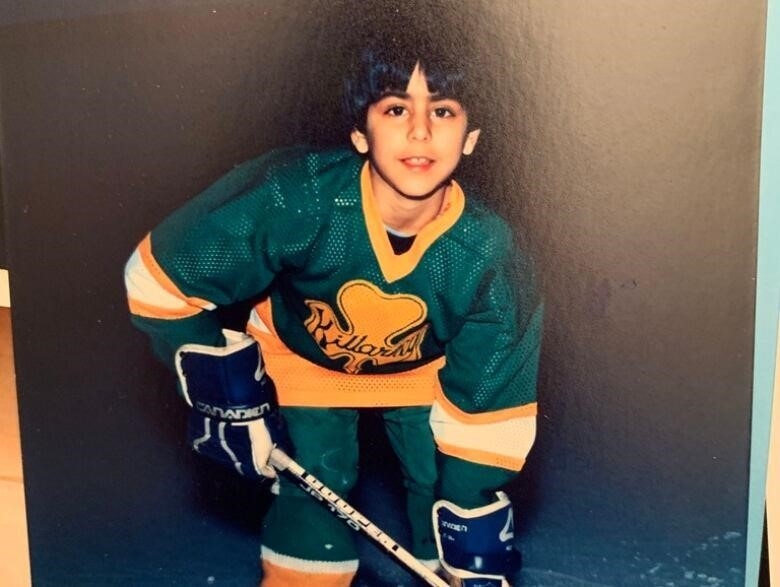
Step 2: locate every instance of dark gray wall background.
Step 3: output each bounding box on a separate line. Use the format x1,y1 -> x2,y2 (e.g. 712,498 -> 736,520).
0,1 -> 765,586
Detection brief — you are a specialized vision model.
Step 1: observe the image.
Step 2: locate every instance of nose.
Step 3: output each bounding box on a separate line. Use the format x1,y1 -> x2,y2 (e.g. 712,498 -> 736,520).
408,111 -> 431,142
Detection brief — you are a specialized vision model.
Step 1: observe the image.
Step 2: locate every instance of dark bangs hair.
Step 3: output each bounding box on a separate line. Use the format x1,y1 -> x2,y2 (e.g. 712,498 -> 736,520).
343,32 -> 483,133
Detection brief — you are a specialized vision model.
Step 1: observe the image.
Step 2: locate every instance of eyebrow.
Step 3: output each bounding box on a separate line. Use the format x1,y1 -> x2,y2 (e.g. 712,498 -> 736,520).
377,90 -> 410,100
376,89 -> 460,103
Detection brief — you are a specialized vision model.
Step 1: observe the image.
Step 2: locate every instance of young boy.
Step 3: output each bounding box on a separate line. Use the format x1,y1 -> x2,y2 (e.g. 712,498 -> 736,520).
125,38 -> 542,587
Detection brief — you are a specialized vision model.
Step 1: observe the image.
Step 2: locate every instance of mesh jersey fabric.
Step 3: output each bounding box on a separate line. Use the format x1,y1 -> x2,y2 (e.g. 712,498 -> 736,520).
131,147 -> 540,408
126,146 -> 542,483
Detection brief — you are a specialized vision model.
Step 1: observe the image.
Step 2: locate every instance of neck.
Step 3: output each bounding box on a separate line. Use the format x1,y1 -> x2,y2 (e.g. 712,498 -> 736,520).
369,171 -> 448,234
380,190 -> 446,234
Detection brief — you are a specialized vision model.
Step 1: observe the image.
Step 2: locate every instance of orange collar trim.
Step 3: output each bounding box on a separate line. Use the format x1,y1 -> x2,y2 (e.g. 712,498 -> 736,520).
360,162 -> 465,283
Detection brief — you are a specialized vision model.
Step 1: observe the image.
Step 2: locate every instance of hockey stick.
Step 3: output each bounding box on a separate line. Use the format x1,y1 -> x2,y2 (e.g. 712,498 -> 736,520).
269,447 -> 449,587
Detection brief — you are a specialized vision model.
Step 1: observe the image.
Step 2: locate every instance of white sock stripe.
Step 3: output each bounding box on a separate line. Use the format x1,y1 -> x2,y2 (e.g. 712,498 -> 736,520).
260,545 -> 359,574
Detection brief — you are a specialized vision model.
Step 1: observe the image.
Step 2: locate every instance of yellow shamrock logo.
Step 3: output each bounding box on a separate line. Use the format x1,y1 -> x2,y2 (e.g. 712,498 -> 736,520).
304,280 -> 429,373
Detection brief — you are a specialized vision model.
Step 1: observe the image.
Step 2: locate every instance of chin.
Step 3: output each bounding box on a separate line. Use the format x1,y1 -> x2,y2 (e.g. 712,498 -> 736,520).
398,179 -> 450,200
397,187 -> 441,201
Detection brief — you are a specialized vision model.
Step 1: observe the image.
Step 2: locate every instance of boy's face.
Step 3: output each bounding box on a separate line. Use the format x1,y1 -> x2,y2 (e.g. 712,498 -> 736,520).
350,62 -> 480,202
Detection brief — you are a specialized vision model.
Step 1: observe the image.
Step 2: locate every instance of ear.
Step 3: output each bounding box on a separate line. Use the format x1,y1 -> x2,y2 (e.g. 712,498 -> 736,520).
350,129 -> 369,154
461,128 -> 481,156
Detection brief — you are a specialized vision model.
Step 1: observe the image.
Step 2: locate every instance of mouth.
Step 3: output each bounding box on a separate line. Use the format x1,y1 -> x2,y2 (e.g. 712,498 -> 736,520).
400,156 -> 434,170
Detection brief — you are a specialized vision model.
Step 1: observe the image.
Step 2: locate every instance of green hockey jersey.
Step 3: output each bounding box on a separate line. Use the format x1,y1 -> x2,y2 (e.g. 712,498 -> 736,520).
125,146 -> 542,477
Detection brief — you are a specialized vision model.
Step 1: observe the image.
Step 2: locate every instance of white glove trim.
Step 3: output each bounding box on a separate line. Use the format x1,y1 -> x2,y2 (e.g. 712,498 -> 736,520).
433,491 -> 511,520
191,416 -> 213,451
214,421 -> 245,476
190,416 -> 277,478
175,329 -> 262,406
432,492 -> 513,583
246,419 -> 277,478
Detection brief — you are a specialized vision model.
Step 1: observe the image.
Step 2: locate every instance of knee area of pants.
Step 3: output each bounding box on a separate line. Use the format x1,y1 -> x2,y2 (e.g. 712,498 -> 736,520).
403,477 -> 437,496
316,467 -> 357,495
310,453 -> 358,494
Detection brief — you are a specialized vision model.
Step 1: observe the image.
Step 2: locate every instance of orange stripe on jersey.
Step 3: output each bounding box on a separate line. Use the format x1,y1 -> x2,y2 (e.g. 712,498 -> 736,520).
435,388 -> 537,425
126,250 -> 200,319
430,398 -> 536,471
435,440 -> 526,471
138,234 -> 213,311
247,299 -> 444,408
125,235 -> 214,319
360,162 -> 465,283
261,559 -> 355,587
127,296 -> 202,319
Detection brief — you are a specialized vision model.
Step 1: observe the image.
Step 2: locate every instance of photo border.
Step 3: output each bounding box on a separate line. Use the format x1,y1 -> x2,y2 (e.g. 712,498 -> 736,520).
748,0 -> 780,584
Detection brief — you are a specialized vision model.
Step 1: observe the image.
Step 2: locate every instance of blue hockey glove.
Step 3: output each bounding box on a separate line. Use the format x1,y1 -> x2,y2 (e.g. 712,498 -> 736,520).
175,330 -> 290,479
433,492 -> 521,587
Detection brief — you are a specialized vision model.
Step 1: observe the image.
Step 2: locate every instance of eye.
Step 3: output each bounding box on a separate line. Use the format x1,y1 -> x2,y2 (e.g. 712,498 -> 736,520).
432,106 -> 456,118
384,105 -> 407,117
